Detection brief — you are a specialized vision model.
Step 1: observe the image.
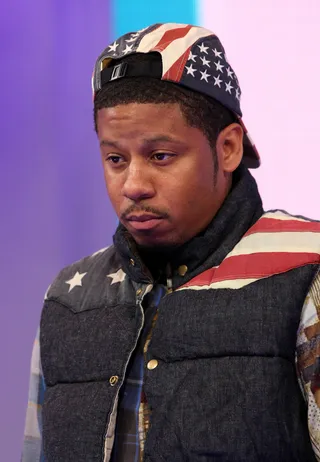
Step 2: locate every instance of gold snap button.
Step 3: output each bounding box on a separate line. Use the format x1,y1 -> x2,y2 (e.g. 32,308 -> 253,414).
136,288 -> 143,296
178,265 -> 188,276
109,375 -> 119,386
147,359 -> 158,370
130,258 -> 135,266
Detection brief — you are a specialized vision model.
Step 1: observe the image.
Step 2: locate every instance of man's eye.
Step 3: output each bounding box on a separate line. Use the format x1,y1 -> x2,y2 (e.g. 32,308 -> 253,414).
153,153 -> 173,161
106,155 -> 122,164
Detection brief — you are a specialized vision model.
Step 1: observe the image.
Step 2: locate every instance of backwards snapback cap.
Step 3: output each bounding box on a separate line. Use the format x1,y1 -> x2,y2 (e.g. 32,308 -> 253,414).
92,23 -> 260,169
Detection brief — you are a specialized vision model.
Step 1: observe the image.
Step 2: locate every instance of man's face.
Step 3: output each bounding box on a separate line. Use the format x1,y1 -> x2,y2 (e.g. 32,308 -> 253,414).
97,102 -> 233,248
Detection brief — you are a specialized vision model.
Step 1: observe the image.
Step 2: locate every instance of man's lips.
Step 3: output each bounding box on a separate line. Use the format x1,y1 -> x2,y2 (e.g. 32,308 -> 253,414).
124,214 -> 165,231
125,214 -> 164,222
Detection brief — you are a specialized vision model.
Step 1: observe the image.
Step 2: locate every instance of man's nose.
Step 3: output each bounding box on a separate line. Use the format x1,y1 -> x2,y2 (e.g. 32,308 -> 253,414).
122,163 -> 155,202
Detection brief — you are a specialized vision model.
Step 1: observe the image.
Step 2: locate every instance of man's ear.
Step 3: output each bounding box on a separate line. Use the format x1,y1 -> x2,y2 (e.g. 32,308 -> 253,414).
216,123 -> 244,173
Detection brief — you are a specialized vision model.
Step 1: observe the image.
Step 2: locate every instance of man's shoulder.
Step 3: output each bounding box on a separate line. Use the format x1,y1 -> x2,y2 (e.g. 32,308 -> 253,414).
262,209 -> 320,224
249,209 -> 320,236
44,244 -> 124,308
239,209 -> 320,261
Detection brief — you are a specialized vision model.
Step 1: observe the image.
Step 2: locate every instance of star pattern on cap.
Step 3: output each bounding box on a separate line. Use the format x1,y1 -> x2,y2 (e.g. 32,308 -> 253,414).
226,67 -> 234,79
123,28 -> 147,45
188,51 -> 197,62
182,40 -> 242,105
186,63 -> 197,76
225,81 -> 234,94
136,26 -> 149,34
65,271 -> 87,293
126,35 -> 138,43
108,41 -> 119,52
123,44 -> 133,55
200,56 -> 210,67
200,69 -> 210,82
213,75 -> 223,87
213,48 -> 223,58
198,43 -> 209,54
214,60 -> 224,73
107,268 -> 126,285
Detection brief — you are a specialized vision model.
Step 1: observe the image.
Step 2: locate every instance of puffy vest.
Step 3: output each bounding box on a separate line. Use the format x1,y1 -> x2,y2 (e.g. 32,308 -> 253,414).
40,209 -> 320,462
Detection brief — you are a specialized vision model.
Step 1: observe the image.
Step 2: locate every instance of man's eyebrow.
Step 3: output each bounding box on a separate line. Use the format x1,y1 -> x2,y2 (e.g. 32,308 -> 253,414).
99,135 -> 185,148
100,139 -> 120,148
142,135 -> 185,145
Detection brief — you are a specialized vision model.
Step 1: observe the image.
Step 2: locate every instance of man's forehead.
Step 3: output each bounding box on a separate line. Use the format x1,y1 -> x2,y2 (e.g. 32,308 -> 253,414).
99,134 -> 187,148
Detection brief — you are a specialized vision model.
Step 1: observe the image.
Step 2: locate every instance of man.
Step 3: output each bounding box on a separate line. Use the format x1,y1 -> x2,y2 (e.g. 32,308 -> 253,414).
22,23 -> 320,462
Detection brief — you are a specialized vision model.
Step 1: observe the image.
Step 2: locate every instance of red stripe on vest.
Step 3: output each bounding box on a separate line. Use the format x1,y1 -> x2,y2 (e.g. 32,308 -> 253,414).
245,217 -> 320,236
180,252 -> 320,289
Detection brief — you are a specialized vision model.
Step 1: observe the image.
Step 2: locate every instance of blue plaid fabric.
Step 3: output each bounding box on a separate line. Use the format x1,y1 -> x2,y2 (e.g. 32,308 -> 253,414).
21,329 -> 46,462
111,285 -> 166,461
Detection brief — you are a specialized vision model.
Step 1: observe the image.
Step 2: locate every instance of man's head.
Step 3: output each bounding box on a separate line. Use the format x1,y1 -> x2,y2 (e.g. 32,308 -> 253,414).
92,24 -> 259,249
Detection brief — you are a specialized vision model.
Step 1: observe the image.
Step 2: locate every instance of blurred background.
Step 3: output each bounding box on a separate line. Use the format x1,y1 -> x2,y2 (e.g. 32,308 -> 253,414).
1,0 -> 319,460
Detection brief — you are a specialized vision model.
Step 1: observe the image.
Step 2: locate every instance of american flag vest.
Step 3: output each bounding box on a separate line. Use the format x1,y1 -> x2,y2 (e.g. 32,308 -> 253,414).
41,209 -> 320,462
177,209 -> 320,292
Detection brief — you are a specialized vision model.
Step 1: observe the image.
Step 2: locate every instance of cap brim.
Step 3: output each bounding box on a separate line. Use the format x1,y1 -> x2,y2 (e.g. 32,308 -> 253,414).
238,118 -> 261,169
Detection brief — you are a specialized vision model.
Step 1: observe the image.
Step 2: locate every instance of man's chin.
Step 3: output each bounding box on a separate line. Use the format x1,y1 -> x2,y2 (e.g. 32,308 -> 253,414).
132,232 -> 182,252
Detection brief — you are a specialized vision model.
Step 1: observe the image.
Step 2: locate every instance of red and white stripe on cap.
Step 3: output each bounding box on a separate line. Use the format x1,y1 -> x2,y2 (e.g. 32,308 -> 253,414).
137,23 -> 214,79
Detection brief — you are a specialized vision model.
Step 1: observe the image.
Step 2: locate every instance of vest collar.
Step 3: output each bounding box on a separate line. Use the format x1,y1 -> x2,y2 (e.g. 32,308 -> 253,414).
113,165 -> 264,288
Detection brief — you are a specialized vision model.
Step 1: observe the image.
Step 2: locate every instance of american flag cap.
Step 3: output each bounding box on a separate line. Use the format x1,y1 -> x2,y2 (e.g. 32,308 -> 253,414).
92,23 -> 260,169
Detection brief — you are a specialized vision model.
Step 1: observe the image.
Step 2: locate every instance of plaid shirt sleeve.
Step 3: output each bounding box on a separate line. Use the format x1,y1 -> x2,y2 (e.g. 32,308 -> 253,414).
296,270 -> 320,461
21,328 -> 46,462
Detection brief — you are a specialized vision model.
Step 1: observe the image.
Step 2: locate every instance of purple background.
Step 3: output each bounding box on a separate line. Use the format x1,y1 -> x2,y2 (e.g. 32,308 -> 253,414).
1,1 -> 113,459
4,1 -> 319,460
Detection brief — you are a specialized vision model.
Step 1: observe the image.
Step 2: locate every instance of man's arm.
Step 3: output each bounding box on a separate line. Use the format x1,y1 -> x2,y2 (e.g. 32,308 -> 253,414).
296,270 -> 320,461
21,328 -> 46,462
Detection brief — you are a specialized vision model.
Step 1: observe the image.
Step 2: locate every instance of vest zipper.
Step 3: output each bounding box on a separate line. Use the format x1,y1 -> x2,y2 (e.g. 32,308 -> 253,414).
166,263 -> 173,294
102,283 -> 153,462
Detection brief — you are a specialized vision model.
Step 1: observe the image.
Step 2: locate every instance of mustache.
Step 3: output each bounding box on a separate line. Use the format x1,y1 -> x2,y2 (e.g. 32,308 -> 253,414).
121,204 -> 170,220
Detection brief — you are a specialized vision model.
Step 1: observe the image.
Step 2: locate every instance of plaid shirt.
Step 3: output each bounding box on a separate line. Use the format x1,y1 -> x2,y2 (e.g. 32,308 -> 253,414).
22,274 -> 320,462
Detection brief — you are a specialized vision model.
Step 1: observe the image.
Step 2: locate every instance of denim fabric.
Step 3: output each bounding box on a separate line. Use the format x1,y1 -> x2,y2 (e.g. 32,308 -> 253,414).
38,165 -> 318,461
143,266 -> 318,462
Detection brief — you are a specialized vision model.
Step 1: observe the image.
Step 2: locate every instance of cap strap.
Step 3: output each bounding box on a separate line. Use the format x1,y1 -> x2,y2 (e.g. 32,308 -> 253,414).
100,60 -> 162,87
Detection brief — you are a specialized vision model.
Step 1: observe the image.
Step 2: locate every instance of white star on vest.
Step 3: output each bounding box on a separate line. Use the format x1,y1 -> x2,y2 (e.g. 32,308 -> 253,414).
107,268 -> 126,285
65,271 -> 87,293
44,284 -> 51,300
91,246 -> 109,257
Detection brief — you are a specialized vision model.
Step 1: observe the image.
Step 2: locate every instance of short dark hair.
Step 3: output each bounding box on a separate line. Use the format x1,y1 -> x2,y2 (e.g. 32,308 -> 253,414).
93,53 -> 236,172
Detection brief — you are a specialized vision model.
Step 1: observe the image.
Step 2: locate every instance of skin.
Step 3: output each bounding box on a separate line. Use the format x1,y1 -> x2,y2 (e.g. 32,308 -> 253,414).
97,102 -> 244,249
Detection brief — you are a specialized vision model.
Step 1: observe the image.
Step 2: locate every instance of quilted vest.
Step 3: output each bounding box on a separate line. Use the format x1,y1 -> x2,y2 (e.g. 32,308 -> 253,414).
40,168 -> 320,461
